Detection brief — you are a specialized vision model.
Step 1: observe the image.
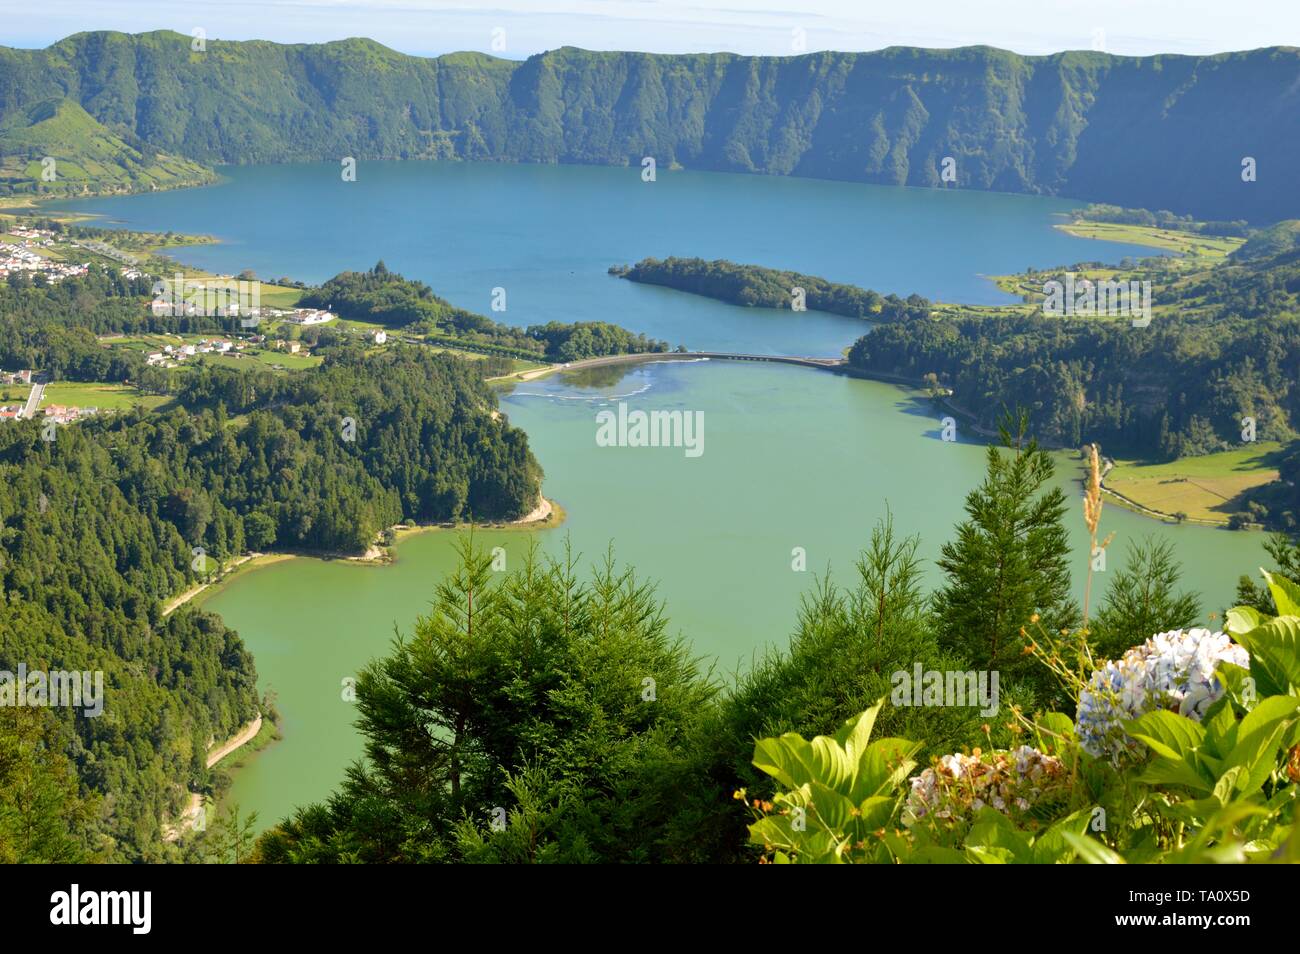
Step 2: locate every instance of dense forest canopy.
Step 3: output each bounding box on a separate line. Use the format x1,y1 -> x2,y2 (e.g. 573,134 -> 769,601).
0,415 -> 260,860
1070,203 -> 1250,238
306,262 -> 670,359
615,257 -> 932,321
0,32 -> 1298,219
0,279 -> 543,858
849,242 -> 1299,457
0,96 -> 214,197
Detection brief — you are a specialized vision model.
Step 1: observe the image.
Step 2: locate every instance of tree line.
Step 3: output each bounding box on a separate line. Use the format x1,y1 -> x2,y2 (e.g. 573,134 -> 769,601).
302,261 -> 670,360
613,257 -> 933,322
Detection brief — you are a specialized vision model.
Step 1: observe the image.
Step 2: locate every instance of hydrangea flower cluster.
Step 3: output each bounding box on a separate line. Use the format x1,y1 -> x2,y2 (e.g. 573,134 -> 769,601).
903,746 -> 1067,828
1076,628 -> 1249,763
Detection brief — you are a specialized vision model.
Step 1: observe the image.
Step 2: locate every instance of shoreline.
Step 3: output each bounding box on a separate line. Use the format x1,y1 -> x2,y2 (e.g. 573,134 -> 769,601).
162,713 -> 266,843
168,496 -> 564,616
158,493 -> 563,836
388,495 -> 566,548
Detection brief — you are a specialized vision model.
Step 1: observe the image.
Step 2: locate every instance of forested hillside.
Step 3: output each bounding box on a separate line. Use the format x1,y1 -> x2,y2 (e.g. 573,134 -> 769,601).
305,262 -> 670,358
1,292 -> 542,858
0,32 -> 1296,219
847,244 -> 1300,482
0,417 -> 260,860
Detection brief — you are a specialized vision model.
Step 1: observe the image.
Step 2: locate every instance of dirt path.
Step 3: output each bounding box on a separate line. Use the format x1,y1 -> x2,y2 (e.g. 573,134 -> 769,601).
487,363 -> 560,383
514,496 -> 553,524
162,553 -> 259,616
162,714 -> 264,842
206,714 -> 262,769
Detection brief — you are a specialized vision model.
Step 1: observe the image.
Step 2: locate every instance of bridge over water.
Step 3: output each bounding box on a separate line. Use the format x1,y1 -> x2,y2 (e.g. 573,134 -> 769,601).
558,351 -> 847,371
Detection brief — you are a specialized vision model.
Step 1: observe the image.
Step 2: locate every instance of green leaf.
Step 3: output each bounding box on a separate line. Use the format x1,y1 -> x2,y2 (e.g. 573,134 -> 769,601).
748,815 -> 795,850
1278,821 -> 1300,863
1213,766 -> 1246,806
1232,615 -> 1300,697
1125,709 -> 1205,760
1202,702 -> 1239,760
1136,756 -> 1214,793
1221,702 -> 1300,797
1061,831 -> 1126,864
1175,802 -> 1269,861
751,735 -> 808,790
1032,808 -> 1093,864
1154,795 -> 1226,827
1237,694 -> 1300,738
834,700 -> 882,761
809,735 -> 854,793
1263,570 -> 1300,617
1035,711 -> 1075,755
965,846 -> 1014,864
965,809 -> 1033,864
1226,604 -> 1266,637
853,737 -> 920,801
809,780 -> 856,832
856,795 -> 896,830
1214,663 -> 1255,718
1173,841 -> 1250,864
800,830 -> 845,864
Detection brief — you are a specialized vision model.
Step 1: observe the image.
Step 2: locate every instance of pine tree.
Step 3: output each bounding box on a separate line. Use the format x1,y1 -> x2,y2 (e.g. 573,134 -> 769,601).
1235,532 -> 1300,615
0,706 -> 100,862
255,537 -> 715,863
932,412 -> 1078,674
1091,536 -> 1202,658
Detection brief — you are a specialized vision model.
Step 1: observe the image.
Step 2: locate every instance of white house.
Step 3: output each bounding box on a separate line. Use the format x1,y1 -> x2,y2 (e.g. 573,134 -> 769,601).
290,308 -> 335,326
373,330 -> 387,345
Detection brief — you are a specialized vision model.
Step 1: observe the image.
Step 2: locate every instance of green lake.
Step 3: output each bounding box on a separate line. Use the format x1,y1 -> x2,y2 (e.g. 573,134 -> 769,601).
57,162 -> 1270,831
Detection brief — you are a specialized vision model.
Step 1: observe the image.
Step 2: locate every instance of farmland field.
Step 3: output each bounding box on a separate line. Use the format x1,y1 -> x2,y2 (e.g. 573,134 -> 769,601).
1104,442 -> 1283,523
41,381 -> 171,411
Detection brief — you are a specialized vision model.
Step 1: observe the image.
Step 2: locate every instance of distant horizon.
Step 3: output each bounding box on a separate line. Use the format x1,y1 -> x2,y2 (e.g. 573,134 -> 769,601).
4,27 -> 1298,62
3,0 -> 1298,60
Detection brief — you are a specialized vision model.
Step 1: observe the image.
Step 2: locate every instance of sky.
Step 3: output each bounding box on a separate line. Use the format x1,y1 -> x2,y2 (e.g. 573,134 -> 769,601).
0,0 -> 1297,58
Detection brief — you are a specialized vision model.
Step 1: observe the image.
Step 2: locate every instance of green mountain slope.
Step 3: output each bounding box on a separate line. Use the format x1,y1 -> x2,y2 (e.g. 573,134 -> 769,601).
0,96 -> 215,197
0,32 -> 1296,218
1234,220 -> 1300,261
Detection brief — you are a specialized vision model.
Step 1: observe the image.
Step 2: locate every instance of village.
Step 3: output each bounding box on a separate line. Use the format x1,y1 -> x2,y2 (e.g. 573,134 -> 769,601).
0,369 -> 99,425
0,226 -> 91,282
0,224 -> 152,284
0,221 -> 404,431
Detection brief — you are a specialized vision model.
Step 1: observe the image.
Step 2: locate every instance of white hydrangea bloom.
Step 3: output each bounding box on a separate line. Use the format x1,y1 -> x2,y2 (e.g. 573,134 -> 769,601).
1076,628 -> 1249,763
903,746 -> 1066,827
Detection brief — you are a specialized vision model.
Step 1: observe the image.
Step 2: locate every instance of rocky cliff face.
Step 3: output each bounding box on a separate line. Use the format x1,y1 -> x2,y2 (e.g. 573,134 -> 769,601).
2,32 -> 1295,220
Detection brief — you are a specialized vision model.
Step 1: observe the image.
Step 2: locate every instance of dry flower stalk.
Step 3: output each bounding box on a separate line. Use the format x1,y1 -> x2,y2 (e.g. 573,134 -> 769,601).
1082,444 -> 1114,627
